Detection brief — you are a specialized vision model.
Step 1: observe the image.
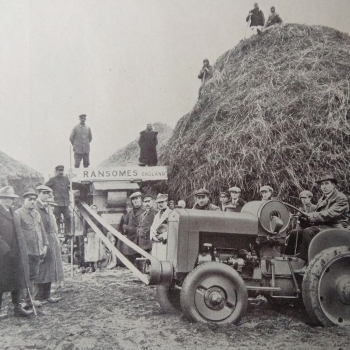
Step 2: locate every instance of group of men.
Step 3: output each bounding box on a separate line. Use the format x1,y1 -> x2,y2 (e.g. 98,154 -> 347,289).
0,185 -> 64,319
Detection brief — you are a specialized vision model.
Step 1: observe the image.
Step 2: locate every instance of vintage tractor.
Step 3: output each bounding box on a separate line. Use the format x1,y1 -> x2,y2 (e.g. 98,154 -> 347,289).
147,200 -> 350,326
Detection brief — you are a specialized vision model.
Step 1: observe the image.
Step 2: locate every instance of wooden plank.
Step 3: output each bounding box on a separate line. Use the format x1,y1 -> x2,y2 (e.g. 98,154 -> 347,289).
80,208 -> 150,285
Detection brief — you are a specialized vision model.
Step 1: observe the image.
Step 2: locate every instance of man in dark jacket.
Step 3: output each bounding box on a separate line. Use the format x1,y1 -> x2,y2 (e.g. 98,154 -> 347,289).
297,174 -> 349,264
120,192 -> 146,264
0,186 -> 32,318
193,189 -> 220,211
16,190 -> 48,309
34,185 -> 64,303
69,114 -> 92,168
46,165 -> 71,237
138,124 -> 158,166
246,3 -> 265,35
219,191 -> 230,211
227,187 -> 246,213
135,194 -> 156,272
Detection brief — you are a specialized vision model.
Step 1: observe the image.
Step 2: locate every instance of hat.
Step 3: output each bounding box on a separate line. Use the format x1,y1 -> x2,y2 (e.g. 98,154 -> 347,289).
194,188 -> 210,196
55,165 -> 64,171
36,185 -> 53,193
228,186 -> 241,193
143,194 -> 154,200
155,193 -> 168,202
299,190 -> 313,198
168,200 -> 174,204
315,173 -> 337,184
23,190 -> 38,199
220,191 -> 230,197
130,191 -> 142,199
260,185 -> 273,193
79,114 -> 86,118
0,186 -> 19,198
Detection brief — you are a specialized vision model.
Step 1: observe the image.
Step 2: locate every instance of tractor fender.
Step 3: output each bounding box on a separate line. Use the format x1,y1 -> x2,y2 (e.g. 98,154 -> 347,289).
309,228 -> 350,262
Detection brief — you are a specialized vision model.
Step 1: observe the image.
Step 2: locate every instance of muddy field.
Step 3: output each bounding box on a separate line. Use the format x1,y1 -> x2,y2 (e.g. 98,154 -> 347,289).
0,264 -> 349,350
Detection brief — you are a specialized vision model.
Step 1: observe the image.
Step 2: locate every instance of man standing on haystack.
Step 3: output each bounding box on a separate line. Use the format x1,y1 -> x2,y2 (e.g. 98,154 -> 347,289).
34,185 -> 64,304
16,190 -> 48,309
0,186 -> 32,318
198,59 -> 214,97
45,165 -> 71,238
69,114 -> 92,168
138,124 -> 158,166
246,3 -> 265,35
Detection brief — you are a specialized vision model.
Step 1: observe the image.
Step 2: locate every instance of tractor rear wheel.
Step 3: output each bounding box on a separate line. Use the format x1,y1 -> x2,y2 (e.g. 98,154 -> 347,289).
302,246 -> 350,326
180,262 -> 247,324
156,285 -> 181,314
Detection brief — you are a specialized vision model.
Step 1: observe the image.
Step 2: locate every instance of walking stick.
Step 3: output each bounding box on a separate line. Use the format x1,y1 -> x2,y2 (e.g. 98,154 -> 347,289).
27,285 -> 37,316
244,17 -> 251,39
70,146 -> 74,277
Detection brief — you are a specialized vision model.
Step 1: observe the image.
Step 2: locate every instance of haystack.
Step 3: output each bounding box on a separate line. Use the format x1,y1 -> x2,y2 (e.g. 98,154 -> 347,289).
160,24 -> 350,204
101,122 -> 173,167
0,150 -> 44,199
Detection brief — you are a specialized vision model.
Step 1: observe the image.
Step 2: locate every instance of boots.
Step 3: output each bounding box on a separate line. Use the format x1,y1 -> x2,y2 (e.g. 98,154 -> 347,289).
14,304 -> 33,317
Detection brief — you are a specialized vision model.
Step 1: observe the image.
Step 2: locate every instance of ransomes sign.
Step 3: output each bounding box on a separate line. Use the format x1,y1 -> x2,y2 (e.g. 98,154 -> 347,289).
68,166 -> 167,181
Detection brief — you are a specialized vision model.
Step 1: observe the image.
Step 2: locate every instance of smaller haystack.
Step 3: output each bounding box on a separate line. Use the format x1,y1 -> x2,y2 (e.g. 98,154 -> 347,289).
101,122 -> 173,167
0,150 -> 44,200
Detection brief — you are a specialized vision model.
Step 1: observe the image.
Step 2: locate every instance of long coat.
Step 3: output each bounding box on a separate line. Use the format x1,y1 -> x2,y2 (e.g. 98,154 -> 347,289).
16,207 -> 48,256
0,205 -> 30,293
138,130 -> 158,166
246,8 -> 265,27
45,175 -> 70,206
308,189 -> 349,229
119,205 -> 146,256
35,200 -> 64,283
137,208 -> 157,251
150,207 -> 172,260
69,123 -> 92,154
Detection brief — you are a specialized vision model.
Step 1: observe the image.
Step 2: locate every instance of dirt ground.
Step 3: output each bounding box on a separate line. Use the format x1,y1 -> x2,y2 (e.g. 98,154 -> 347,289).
0,263 -> 349,350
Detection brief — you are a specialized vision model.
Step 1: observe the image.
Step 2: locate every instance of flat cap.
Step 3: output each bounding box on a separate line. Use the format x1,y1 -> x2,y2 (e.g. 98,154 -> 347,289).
260,185 -> 273,193
194,188 -> 210,196
143,193 -> 154,199
228,186 -> 241,193
79,114 -> 87,118
315,173 -> 337,184
299,190 -> 313,198
55,165 -> 64,170
130,191 -> 142,199
23,190 -> 38,199
36,185 -> 53,193
155,193 -> 168,202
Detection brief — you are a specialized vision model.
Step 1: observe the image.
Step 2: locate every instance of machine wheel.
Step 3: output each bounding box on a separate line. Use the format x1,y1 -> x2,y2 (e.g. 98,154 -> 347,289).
302,246 -> 350,326
156,285 -> 181,314
180,262 -> 247,324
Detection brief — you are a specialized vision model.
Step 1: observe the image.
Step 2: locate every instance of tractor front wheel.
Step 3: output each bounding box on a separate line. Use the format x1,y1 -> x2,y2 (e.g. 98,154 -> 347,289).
180,262 -> 247,324
302,246 -> 350,326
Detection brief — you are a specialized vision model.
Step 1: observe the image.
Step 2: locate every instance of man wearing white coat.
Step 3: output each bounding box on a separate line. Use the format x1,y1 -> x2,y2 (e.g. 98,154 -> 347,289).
150,194 -> 172,260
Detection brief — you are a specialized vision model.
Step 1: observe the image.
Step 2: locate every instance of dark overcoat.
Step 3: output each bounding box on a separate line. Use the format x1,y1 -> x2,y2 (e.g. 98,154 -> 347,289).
138,130 -> 158,166
35,200 -> 64,283
45,175 -> 70,206
0,205 -> 30,293
119,205 -> 146,256
137,208 -> 157,251
228,198 -> 247,213
309,189 -> 349,229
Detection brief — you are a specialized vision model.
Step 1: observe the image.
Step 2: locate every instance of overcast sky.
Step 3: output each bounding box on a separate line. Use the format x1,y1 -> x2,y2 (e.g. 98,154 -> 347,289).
0,0 -> 349,176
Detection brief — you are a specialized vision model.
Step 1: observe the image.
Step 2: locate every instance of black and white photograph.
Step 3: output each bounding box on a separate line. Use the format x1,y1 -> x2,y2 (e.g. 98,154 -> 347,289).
0,0 -> 350,349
